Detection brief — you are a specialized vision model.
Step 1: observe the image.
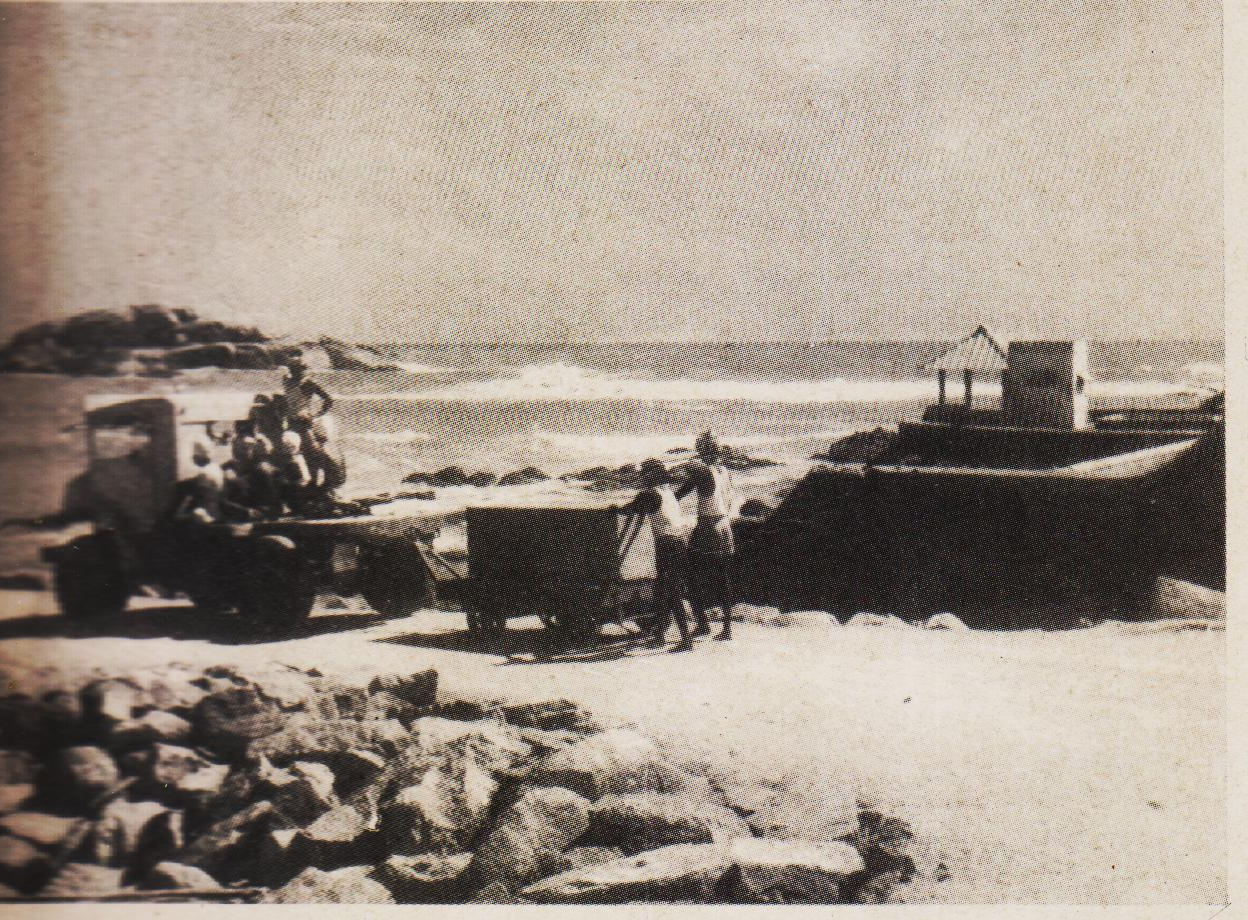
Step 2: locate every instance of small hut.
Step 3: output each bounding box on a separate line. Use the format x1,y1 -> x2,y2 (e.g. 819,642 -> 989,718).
921,325 -> 1008,408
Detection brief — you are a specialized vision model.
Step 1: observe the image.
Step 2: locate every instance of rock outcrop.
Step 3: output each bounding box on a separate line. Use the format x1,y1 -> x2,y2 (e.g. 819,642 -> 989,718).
0,305 -> 297,376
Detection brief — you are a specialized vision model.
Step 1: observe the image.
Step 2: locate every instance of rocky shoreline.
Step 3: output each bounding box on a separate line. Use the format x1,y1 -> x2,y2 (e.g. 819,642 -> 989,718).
0,661 -> 915,904
0,306 -> 298,377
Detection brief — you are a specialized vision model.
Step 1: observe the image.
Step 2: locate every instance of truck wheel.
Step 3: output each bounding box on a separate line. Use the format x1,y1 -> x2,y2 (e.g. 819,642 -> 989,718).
52,535 -> 129,620
238,535 -> 316,629
359,542 -> 435,618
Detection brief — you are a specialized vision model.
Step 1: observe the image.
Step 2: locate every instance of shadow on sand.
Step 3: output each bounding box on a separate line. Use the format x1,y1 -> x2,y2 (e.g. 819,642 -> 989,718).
0,604 -> 391,645
376,623 -> 675,665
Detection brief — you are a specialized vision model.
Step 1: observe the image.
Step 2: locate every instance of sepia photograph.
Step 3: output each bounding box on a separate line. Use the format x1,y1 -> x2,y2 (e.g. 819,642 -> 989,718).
0,0 -> 1230,908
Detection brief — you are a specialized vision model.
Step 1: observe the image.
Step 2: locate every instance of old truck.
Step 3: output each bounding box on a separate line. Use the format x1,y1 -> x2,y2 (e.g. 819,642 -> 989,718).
41,393 -> 441,628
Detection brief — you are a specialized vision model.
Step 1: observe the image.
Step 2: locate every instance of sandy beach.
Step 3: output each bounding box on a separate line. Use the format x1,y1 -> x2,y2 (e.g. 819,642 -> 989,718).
0,590 -> 1225,904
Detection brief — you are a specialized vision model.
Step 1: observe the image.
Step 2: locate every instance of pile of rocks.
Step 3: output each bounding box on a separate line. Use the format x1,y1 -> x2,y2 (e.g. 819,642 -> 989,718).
0,663 -> 916,904
0,305 -> 296,377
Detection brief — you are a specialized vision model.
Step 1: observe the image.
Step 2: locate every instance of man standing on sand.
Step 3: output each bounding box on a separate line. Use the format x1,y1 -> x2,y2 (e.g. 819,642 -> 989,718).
623,459 -> 694,651
675,431 -> 738,644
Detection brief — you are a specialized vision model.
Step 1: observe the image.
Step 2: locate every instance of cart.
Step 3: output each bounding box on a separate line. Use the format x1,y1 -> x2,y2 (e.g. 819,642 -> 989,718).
456,505 -> 659,644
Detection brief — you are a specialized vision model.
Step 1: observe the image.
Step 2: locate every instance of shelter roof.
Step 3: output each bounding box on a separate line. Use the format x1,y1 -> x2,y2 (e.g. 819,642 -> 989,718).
921,326 -> 1008,373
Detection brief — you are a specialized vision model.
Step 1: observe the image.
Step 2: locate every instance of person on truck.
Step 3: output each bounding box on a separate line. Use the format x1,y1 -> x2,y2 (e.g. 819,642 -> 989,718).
281,355 -> 334,427
623,459 -> 694,651
171,441 -> 225,525
674,431 -> 738,642
275,429 -> 313,512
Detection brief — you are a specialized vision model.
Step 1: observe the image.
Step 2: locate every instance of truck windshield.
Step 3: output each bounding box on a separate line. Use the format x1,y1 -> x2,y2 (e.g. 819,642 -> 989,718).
91,423 -> 153,463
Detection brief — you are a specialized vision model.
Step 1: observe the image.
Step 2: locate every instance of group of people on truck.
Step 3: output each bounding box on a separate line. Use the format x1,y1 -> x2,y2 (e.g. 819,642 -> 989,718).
622,431 -> 739,652
173,355 -> 346,524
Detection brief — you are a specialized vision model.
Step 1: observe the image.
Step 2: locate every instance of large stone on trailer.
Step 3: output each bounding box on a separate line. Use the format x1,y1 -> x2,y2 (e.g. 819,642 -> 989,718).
520,842 -> 733,904
587,792 -> 751,854
528,729 -> 705,800
723,836 -> 864,903
263,866 -> 395,904
268,760 -> 339,825
472,786 -> 592,889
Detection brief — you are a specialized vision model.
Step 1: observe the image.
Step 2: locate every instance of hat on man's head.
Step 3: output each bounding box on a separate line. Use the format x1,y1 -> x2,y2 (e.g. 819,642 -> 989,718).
695,431 -> 721,460
285,353 -> 307,371
640,458 -> 669,485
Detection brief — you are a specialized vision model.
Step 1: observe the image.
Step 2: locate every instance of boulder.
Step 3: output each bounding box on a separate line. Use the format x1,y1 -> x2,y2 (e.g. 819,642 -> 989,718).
724,837 -> 864,903
468,879 -> 529,904
0,812 -> 77,850
143,744 -> 229,806
472,786 -> 592,889
0,881 -> 17,898
376,852 -> 473,902
411,716 -> 532,774
35,691 -> 83,743
262,866 -> 395,904
0,834 -> 49,892
730,604 -> 786,626
542,845 -> 626,877
0,752 -> 37,785
924,612 -> 969,631
179,800 -> 273,873
40,862 -> 126,897
292,805 -> 372,869
720,779 -> 858,842
498,466 -> 549,487
367,669 -> 438,708
587,793 -> 750,854
529,729 -> 704,800
783,611 -> 842,629
80,679 -> 142,730
269,761 -> 339,825
520,842 -> 732,904
0,786 -> 34,815
499,699 -> 599,734
84,800 -> 168,868
138,861 -> 220,890
382,754 -> 498,853
46,746 -> 120,810
129,809 -> 185,876
247,718 -> 408,779
109,711 -> 193,749
192,685 -> 286,759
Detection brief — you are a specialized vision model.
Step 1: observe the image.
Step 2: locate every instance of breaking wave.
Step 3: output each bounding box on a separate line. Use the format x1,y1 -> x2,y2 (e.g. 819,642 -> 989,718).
342,362 -> 1198,405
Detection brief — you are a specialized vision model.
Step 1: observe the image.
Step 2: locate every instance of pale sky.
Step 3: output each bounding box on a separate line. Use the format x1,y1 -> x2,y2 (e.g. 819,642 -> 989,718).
0,2 -> 1223,342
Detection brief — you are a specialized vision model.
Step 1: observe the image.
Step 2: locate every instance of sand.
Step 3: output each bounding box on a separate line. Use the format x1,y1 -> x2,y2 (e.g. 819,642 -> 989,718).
0,592 -> 1225,904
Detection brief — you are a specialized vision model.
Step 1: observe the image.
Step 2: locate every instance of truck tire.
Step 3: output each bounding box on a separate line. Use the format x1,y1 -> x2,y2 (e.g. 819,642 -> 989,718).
237,535 -> 316,629
359,541 -> 435,618
52,534 -> 129,620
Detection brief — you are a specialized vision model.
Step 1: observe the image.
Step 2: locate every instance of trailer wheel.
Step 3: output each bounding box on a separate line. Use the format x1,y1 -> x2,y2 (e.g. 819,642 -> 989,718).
359,542 -> 435,618
52,534 -> 129,620
238,535 -> 316,629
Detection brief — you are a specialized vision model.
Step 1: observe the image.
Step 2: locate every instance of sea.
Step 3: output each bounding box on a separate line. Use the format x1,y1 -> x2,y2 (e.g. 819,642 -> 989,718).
0,341 -> 1224,531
